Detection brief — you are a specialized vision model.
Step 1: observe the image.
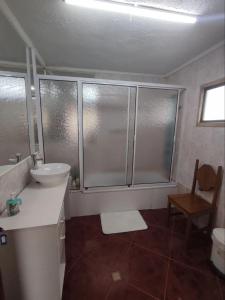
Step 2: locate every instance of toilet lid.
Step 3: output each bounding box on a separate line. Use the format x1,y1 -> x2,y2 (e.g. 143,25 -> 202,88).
213,228 -> 225,245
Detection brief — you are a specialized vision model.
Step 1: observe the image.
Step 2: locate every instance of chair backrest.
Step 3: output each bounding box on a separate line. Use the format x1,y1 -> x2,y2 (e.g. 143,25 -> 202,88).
191,159 -> 223,207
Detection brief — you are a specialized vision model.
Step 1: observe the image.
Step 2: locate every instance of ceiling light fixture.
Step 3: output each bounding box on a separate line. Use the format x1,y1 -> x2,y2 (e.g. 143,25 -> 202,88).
64,0 -> 197,24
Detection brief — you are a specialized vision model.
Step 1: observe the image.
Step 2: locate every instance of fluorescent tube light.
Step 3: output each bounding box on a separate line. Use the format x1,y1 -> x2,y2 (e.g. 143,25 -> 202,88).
65,0 -> 197,24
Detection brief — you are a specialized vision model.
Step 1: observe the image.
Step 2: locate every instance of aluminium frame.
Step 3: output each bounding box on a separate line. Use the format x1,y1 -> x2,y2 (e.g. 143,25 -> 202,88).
35,73 -> 184,192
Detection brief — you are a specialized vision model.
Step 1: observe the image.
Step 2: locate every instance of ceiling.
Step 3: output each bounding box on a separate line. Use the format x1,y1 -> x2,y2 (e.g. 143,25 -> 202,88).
1,0 -> 225,74
0,10 -> 26,63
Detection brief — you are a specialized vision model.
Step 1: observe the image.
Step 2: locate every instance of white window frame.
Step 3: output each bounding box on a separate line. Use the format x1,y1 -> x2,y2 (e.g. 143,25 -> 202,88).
198,78 -> 225,127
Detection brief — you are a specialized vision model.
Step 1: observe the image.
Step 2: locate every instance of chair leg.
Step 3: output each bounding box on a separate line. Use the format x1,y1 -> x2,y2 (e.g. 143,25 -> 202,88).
207,211 -> 215,236
167,201 -> 171,227
185,217 -> 192,249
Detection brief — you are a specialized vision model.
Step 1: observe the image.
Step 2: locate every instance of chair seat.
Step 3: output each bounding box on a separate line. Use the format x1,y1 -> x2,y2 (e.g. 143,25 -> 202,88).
168,193 -> 212,215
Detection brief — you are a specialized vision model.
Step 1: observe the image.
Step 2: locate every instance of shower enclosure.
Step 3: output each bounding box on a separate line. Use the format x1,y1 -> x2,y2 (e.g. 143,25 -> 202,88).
37,75 -> 181,190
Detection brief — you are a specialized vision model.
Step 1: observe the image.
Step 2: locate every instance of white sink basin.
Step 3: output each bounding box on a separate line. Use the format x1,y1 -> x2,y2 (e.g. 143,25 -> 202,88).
30,163 -> 71,186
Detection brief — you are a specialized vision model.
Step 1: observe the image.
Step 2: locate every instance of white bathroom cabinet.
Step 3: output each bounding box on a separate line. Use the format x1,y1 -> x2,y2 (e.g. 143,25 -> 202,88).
0,177 -> 69,300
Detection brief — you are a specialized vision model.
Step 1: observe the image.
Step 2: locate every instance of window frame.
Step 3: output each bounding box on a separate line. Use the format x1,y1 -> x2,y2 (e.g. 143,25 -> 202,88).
197,78 -> 225,127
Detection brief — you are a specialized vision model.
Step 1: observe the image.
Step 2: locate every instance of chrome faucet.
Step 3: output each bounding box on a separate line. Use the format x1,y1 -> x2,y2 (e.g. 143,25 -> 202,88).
31,152 -> 43,169
16,153 -> 22,163
8,153 -> 22,164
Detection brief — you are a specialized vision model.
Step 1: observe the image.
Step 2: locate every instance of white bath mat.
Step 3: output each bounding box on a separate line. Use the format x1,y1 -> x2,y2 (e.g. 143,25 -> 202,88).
100,210 -> 148,234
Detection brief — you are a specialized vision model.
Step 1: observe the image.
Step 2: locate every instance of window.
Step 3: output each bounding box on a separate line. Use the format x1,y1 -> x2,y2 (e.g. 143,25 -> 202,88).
198,78 -> 225,126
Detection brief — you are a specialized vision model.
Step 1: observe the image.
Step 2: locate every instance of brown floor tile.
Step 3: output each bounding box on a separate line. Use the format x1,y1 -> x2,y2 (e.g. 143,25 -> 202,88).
141,209 -> 170,230
133,226 -> 172,258
172,215 -> 187,235
84,236 -> 132,273
106,282 -> 155,300
64,212 -> 222,300
106,231 -> 137,242
128,245 -> 168,299
170,232 -> 213,274
218,277 -> 225,300
77,214 -> 102,229
165,261 -> 221,300
65,218 -> 101,262
62,257 -> 112,300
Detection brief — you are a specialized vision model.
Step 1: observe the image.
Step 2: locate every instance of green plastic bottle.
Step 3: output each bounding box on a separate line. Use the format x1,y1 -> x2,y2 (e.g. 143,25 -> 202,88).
6,193 -> 22,217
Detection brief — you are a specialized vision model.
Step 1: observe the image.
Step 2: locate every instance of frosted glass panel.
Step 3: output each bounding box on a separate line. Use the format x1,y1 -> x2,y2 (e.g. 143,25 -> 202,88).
40,80 -> 79,178
134,88 -> 178,184
0,75 -> 29,165
83,83 -> 130,188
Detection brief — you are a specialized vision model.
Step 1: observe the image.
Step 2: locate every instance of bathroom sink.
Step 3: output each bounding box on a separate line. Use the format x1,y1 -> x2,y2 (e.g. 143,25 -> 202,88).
30,163 -> 71,186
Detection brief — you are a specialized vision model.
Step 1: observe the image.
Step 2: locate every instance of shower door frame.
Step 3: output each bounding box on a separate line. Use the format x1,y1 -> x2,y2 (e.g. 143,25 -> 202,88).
132,86 -> 181,186
82,82 -> 136,188
36,74 -> 184,192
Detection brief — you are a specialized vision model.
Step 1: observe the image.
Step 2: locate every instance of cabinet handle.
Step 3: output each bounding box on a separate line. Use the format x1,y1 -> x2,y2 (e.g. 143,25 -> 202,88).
60,235 -> 66,240
60,220 -> 65,224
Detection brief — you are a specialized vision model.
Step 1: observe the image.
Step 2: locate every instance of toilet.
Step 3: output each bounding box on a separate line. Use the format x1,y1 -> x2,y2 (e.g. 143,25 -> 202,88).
211,228 -> 225,276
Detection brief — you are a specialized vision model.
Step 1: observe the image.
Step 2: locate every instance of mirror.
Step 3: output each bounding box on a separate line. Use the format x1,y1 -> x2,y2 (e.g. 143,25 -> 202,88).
0,10 -> 31,175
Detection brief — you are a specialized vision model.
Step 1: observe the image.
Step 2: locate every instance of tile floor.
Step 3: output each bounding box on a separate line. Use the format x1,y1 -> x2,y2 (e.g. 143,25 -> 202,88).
62,209 -> 225,300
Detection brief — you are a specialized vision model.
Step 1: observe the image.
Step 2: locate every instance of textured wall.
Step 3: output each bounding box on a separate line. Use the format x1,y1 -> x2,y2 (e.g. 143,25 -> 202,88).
94,71 -> 165,83
0,157 -> 32,213
167,45 -> 225,227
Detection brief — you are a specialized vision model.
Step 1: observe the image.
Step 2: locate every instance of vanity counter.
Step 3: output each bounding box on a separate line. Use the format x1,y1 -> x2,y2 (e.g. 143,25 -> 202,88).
0,175 -> 69,231
0,176 -> 68,300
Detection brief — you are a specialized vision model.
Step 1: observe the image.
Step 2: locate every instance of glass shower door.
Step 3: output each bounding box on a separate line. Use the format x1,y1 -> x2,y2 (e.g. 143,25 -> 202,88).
83,83 -> 134,188
39,79 -> 79,179
133,88 -> 178,184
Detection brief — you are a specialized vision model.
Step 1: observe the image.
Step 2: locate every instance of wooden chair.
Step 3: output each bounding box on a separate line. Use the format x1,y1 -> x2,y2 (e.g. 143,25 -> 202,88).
167,159 -> 223,248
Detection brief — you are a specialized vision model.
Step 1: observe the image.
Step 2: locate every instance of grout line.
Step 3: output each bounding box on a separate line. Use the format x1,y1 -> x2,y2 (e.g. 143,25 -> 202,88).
168,229 -> 173,260
82,237 -> 133,270
65,218 -> 223,300
169,257 -> 217,278
66,214 -> 221,283
104,240 -> 134,300
131,229 -> 217,280
104,284 -> 112,300
163,259 -> 170,300
148,223 -> 174,233
64,254 -> 83,276
132,242 -> 171,261
129,282 -> 160,300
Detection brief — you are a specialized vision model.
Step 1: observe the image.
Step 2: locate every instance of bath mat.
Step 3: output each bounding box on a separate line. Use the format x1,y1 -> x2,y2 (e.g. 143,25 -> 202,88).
100,210 -> 148,234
